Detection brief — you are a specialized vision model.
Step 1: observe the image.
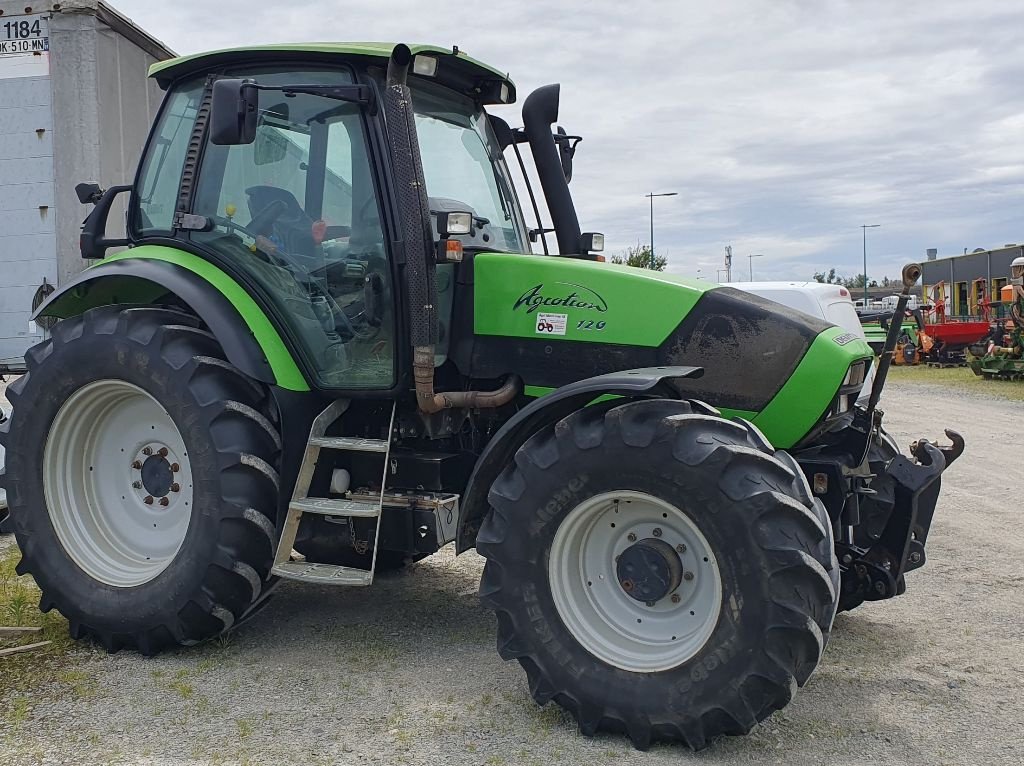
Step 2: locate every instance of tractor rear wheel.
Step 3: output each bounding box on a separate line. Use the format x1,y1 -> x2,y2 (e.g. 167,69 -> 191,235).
0,306 -> 282,654
477,399 -> 839,750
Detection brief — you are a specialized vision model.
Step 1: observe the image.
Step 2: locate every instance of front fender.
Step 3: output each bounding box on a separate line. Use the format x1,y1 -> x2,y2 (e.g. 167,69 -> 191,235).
456,366 -> 703,552
34,248 -> 308,391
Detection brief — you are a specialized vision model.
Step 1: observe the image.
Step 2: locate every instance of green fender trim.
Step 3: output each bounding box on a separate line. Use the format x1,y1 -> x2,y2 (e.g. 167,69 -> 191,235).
751,327 -> 873,448
100,247 -> 309,391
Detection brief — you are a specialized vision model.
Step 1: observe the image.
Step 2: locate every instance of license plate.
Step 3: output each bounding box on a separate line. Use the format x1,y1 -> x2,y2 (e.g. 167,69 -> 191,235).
0,14 -> 49,55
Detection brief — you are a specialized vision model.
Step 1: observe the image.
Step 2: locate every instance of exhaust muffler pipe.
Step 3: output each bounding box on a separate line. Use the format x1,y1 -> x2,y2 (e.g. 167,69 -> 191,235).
385,45 -> 520,414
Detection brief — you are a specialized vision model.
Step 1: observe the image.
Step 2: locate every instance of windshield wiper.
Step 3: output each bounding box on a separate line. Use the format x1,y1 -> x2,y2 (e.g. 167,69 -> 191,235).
250,83 -> 377,114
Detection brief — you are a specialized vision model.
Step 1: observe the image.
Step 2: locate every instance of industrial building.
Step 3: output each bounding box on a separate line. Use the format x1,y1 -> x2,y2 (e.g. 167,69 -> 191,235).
0,1 -> 173,372
920,244 -> 1022,318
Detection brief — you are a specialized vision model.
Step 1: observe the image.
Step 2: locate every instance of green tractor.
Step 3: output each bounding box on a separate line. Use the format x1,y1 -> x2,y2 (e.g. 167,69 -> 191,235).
0,43 -> 962,749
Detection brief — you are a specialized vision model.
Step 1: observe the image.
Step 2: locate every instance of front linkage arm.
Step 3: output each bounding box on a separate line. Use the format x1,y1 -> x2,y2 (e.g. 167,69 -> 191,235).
840,430 -> 964,603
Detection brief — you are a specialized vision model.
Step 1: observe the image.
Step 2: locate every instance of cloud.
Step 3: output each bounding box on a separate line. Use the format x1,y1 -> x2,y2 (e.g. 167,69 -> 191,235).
113,0 -> 1024,282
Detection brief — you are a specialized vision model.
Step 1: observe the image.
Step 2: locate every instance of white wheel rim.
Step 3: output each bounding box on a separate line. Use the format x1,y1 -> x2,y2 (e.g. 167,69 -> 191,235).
43,380 -> 194,587
548,491 -> 722,673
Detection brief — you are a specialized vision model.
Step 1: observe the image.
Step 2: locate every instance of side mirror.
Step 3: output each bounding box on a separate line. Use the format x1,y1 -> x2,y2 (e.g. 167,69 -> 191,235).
79,185 -> 133,259
554,126 -> 582,184
210,78 -> 259,145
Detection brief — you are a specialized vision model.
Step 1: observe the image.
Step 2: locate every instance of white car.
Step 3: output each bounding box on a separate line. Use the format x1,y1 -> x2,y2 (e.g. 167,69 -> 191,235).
732,281 -> 876,404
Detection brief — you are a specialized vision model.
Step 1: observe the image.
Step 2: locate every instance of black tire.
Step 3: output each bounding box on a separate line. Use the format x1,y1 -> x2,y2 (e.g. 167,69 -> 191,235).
0,306 -> 282,654
477,399 -> 839,750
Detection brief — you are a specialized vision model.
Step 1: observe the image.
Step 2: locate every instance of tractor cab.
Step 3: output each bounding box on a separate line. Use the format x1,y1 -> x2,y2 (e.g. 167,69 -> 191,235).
117,45 -> 547,392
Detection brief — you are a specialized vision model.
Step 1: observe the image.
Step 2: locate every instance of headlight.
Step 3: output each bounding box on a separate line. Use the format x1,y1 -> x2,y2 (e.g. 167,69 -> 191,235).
843,360 -> 868,387
832,360 -> 870,416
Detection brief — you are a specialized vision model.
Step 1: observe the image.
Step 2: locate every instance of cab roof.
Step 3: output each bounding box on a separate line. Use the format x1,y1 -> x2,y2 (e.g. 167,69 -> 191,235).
148,42 -> 516,104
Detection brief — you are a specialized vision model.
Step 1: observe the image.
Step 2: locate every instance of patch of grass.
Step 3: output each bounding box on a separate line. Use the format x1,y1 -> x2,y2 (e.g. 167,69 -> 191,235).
169,679 -> 194,699
9,696 -> 30,725
888,364 -> 1024,401
0,544 -> 79,706
236,717 -> 254,739
57,668 -> 97,699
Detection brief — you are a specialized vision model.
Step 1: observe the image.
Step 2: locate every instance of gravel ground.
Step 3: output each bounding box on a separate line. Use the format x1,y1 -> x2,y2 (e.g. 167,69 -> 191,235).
1,378 -> 1022,766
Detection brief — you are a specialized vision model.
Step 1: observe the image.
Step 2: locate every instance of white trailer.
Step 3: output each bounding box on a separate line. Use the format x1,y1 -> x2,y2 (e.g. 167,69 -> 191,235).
0,0 -> 173,372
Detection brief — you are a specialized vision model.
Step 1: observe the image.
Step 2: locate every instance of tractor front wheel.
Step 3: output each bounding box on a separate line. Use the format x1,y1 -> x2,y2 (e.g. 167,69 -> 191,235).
0,306 -> 282,654
477,399 -> 839,749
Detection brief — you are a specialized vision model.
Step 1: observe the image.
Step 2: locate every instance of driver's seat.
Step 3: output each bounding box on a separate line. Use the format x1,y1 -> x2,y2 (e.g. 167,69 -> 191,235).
245,185 -> 318,267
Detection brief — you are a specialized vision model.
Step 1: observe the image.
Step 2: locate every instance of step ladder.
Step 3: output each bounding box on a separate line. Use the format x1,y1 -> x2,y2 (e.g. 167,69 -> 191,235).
271,400 -> 395,586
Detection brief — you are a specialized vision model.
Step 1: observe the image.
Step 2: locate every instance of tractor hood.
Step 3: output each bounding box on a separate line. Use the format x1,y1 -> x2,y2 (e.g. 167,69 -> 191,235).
469,253 -> 874,448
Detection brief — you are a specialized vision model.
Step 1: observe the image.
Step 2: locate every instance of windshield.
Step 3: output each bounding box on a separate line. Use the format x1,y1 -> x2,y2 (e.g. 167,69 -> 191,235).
411,83 -> 529,253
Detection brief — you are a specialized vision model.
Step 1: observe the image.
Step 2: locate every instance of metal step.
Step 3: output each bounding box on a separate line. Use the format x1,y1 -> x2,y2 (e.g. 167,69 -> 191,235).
289,497 -> 380,518
271,561 -> 373,586
309,436 -> 389,453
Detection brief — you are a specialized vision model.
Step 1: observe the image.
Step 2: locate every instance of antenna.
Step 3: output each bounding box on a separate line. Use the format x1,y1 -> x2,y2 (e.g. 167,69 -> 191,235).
724,246 -> 733,282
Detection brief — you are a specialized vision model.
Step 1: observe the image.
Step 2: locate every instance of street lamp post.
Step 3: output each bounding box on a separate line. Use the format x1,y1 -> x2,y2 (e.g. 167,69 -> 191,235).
645,192 -> 678,269
748,253 -> 764,281
861,224 -> 880,304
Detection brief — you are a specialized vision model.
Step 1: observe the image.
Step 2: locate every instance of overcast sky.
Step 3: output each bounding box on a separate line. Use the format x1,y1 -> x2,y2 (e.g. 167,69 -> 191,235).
113,0 -> 1024,283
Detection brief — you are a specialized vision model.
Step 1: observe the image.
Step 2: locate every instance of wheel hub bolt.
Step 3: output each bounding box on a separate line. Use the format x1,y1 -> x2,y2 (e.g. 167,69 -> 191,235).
142,447 -> 153,456
653,527 -> 663,537
627,533 -> 637,542
645,601 -> 655,607
132,481 -> 142,489
171,463 -> 180,473
171,483 -> 180,493
144,496 -> 154,505
159,497 -> 170,507
621,579 -> 635,592
676,544 -> 686,553
671,594 -> 681,604
158,447 -> 168,457
131,460 -> 142,470
683,571 -> 694,582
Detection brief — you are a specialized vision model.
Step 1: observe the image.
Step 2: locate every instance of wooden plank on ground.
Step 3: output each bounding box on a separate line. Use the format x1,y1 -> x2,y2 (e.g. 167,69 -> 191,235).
0,640 -> 51,657
0,626 -> 43,637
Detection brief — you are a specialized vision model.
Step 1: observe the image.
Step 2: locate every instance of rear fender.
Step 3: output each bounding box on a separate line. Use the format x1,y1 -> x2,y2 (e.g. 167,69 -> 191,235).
33,253 -> 308,391
456,366 -> 703,552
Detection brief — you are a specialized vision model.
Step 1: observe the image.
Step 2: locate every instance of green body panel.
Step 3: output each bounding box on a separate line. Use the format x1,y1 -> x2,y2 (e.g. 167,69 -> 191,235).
521,327 -> 871,449
473,254 -> 713,346
751,327 -> 873,448
45,246 -> 309,392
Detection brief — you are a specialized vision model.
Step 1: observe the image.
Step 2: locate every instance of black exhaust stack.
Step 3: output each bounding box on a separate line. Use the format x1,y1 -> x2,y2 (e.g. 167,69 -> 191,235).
522,84 -> 582,255
384,44 -> 436,352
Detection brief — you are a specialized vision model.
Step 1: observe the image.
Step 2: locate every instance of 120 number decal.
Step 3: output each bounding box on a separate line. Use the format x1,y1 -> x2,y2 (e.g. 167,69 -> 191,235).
576,320 -> 606,331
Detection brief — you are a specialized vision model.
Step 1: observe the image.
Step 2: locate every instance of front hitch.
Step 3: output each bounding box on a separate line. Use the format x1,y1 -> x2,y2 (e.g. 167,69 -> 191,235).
840,429 -> 963,603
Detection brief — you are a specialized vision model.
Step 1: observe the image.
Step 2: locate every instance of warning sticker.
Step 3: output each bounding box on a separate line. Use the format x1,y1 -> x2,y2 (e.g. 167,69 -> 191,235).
535,312 -> 568,336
